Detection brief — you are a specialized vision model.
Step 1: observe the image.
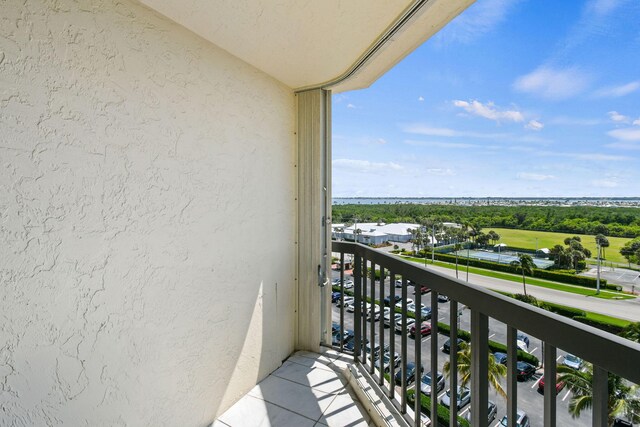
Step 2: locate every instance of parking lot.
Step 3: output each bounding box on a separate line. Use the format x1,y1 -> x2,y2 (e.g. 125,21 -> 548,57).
331,273 -> 593,426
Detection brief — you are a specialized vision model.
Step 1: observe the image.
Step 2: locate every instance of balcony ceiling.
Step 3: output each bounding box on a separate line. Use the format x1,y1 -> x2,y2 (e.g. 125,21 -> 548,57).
137,0 -> 473,92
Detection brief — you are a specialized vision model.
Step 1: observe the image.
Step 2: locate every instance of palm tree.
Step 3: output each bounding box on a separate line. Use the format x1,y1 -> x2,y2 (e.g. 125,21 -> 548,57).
558,363 -> 640,425
596,234 -> 610,260
453,243 -> 462,279
510,254 -> 535,296
443,342 -> 507,400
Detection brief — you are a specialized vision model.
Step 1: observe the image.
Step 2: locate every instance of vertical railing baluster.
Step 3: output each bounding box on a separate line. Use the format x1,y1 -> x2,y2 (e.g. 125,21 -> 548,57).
379,266 -> 385,385
389,272 -> 396,400
431,290 -> 439,425
506,327 -> 517,427
470,310 -> 489,427
449,300 -> 458,427
370,261 -> 376,373
362,257 -> 368,363
592,366 -> 609,427
339,252 -> 345,353
401,277 -> 408,413
354,253 -> 362,364
543,343 -> 557,427
414,280 -> 422,427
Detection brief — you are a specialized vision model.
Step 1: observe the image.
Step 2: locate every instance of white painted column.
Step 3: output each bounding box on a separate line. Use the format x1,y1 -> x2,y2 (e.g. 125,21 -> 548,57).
295,89 -> 332,351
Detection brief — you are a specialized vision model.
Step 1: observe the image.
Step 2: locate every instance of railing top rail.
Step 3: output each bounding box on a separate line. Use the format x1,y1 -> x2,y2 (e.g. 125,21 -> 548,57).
332,240 -> 640,384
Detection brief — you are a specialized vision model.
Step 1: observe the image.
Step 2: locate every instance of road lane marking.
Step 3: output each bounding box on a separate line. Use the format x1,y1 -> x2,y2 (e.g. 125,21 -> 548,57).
460,407 -> 470,416
562,390 -> 571,401
556,355 -> 562,361
489,333 -> 496,339
530,346 -> 538,354
532,376 -> 543,388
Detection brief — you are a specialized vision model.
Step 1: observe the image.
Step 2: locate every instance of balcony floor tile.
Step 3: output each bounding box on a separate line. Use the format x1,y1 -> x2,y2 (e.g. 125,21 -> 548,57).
213,351 -> 371,427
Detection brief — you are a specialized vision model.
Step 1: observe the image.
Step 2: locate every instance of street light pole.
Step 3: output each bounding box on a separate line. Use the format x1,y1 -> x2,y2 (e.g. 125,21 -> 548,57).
596,241 -> 601,295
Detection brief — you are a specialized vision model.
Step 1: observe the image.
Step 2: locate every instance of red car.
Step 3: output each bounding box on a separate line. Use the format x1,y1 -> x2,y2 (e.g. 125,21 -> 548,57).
413,285 -> 430,294
409,322 -> 432,338
538,375 -> 566,394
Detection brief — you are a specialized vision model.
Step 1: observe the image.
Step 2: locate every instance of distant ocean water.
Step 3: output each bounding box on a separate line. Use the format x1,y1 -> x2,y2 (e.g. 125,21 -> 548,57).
332,197 -> 640,206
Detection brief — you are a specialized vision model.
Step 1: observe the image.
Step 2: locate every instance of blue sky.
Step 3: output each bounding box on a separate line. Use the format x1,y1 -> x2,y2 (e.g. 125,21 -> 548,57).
332,0 -> 640,197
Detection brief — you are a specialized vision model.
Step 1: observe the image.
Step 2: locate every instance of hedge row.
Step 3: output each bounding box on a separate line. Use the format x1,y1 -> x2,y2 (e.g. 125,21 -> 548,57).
407,390 -> 470,427
426,253 -> 622,291
539,301 -> 586,318
437,323 -> 540,366
573,316 -> 625,335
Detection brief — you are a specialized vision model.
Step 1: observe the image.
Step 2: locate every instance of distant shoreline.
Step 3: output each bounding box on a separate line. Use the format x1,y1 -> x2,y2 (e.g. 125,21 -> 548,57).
332,197 -> 640,207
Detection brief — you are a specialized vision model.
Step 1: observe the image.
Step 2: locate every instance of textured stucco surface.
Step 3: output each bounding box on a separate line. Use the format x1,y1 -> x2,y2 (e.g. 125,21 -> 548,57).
0,0 -> 296,425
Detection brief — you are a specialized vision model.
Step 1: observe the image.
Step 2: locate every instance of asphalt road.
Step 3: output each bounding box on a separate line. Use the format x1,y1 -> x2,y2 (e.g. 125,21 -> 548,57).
356,250 -> 640,322
330,272 -> 595,426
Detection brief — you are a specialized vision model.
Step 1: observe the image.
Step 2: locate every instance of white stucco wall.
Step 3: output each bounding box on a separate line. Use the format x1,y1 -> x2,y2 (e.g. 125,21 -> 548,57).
0,1 -> 296,425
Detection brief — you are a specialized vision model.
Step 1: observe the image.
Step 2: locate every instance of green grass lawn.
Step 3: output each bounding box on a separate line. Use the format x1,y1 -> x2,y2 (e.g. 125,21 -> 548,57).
486,227 -> 632,264
401,255 -> 635,300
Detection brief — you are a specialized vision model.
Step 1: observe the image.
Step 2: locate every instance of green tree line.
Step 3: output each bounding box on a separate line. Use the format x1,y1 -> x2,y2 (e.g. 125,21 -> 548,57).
332,204 -> 640,238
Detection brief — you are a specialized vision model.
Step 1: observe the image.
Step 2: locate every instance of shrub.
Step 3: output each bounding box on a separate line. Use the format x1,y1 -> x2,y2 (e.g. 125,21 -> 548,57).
573,316 -> 625,335
514,294 -> 540,306
407,390 -> 470,427
539,302 -> 586,318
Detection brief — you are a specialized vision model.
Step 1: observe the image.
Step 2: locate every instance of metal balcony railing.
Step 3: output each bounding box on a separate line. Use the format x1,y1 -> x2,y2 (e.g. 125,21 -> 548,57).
330,241 -> 640,427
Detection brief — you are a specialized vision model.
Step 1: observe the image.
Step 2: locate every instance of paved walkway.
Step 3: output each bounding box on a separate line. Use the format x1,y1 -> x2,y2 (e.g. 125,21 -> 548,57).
213,351 -> 374,427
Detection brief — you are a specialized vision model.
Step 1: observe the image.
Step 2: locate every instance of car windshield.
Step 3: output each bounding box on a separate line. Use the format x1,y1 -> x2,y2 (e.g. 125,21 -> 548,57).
565,354 -> 580,363
500,416 -> 508,426
421,375 -> 431,384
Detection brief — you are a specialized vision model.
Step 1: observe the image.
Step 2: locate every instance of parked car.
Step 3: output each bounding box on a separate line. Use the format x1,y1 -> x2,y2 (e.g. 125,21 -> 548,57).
383,295 -> 402,306
516,361 -> 536,381
384,312 -> 402,328
442,338 -> 465,354
395,317 -> 415,333
438,294 -> 449,302
409,322 -> 432,338
394,298 -> 414,310
538,375 -> 566,394
500,410 -> 531,427
493,352 -> 508,365
395,279 -> 403,288
440,386 -> 471,410
343,279 -> 354,289
613,418 -> 633,427
331,322 -> 340,333
336,296 -> 354,307
464,401 -> 497,424
331,277 -> 341,285
331,292 -> 342,303
517,339 -> 529,353
344,337 -> 367,353
413,285 -> 430,295
562,353 -> 583,370
381,352 -> 401,373
394,361 -> 423,385
331,329 -> 354,346
419,371 -> 445,395
517,332 -> 530,348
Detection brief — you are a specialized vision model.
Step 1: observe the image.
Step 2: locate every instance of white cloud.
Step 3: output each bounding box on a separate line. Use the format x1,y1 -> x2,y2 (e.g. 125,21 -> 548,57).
347,103 -> 356,109
608,111 -> 631,123
594,81 -> 640,97
591,179 -> 619,188
587,0 -> 625,17
404,140 -> 477,149
453,99 -> 524,122
332,159 -> 402,173
517,172 -> 555,181
418,96 -> 425,102
604,142 -> 640,150
513,66 -> 591,100
525,120 -> 544,131
437,0 -> 520,44
633,118 -> 640,126
401,123 -> 508,139
608,128 -> 640,141
549,116 -> 602,126
426,168 -> 456,176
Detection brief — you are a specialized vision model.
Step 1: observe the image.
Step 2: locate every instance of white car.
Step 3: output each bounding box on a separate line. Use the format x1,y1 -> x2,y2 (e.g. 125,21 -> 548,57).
395,317 -> 415,333
394,298 -> 414,310
384,312 -> 402,327
337,296 -> 354,307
